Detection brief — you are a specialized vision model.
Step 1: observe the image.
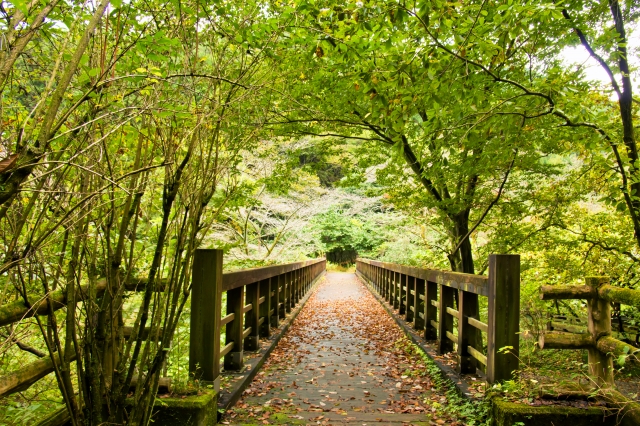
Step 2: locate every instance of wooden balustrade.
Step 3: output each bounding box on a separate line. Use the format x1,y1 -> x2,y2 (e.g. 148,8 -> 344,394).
0,250 -> 326,399
189,250 -> 326,390
539,277 -> 640,387
356,254 -> 520,384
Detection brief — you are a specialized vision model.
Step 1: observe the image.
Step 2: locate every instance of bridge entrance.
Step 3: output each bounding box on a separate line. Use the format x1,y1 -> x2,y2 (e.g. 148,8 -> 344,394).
223,272 -> 463,425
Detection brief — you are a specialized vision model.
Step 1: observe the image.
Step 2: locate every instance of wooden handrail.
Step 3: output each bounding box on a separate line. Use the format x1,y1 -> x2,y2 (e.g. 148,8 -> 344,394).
356,254 -> 520,384
222,259 -> 325,291
190,250 -> 326,391
356,258 -> 489,296
0,250 -> 327,404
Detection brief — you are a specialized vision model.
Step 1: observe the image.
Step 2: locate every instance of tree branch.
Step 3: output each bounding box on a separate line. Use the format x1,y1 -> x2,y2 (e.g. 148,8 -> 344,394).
450,149 -> 518,258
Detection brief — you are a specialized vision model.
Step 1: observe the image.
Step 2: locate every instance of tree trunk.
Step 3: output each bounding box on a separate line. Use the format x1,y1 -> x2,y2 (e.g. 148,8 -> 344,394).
449,211 -> 475,274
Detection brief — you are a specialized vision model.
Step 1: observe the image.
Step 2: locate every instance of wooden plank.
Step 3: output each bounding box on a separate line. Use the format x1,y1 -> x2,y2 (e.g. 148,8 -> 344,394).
222,258 -> 324,291
468,346 -> 487,365
242,303 -> 252,314
243,327 -> 252,339
356,258 -> 489,296
220,313 -> 235,327
486,254 -> 520,384
189,249 -> 222,388
468,317 -> 488,333
220,342 -> 234,358
446,331 -> 457,342
446,307 -> 459,317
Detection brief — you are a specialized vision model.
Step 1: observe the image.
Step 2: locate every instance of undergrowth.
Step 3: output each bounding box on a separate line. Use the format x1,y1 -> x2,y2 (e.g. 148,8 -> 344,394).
401,339 -> 491,425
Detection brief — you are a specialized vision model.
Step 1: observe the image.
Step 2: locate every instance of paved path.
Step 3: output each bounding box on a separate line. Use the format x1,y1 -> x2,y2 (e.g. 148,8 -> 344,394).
223,272 -> 460,425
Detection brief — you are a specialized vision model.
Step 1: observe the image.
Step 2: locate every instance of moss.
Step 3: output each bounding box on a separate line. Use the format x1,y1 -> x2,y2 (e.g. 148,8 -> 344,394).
599,285 -> 640,309
128,390 -> 218,426
491,397 -> 615,426
154,392 -> 216,409
267,413 -> 306,424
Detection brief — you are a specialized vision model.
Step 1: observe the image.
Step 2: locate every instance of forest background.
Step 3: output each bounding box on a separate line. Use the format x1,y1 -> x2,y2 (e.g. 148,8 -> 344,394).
0,0 -> 638,424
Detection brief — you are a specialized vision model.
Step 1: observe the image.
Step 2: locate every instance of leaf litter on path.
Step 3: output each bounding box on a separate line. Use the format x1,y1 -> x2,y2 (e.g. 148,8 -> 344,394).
222,272 -> 474,425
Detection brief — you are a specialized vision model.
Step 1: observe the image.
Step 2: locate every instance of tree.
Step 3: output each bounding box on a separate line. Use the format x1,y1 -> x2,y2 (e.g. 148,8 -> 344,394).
0,0 -> 288,423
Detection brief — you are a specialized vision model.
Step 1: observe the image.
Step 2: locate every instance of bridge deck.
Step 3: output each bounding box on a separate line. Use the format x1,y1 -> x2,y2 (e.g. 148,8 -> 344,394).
223,272 -> 464,425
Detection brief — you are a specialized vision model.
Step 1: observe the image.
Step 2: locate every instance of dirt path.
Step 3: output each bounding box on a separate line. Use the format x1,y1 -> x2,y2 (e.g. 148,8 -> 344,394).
222,272 -> 470,425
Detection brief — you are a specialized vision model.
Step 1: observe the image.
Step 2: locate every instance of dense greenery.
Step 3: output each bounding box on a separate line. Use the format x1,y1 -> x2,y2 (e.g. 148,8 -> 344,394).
0,0 -> 638,424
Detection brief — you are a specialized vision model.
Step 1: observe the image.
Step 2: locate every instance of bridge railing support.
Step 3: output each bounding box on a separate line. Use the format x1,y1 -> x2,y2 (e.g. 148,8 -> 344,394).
189,250 -> 326,390
356,255 -> 520,384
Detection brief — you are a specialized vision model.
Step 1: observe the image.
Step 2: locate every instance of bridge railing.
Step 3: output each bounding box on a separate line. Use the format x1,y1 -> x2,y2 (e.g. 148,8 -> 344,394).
356,255 -> 520,383
0,250 -> 325,400
189,249 -> 326,390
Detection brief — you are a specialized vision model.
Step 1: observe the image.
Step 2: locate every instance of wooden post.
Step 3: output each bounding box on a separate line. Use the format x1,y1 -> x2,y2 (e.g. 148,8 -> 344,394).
425,281 -> 438,339
414,278 -> 425,331
457,290 -> 479,374
399,273 -> 406,314
260,278 -> 271,338
273,275 -> 281,327
224,285 -> 245,370
278,273 -> 286,319
587,276 -> 614,387
486,254 -> 520,383
285,272 -> 292,313
189,249 -> 222,389
393,272 -> 399,309
438,285 -> 455,353
405,275 -> 414,323
244,282 -> 260,351
383,269 -> 388,299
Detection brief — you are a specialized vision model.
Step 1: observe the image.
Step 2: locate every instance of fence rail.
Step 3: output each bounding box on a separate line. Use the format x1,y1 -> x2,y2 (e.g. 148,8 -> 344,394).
189,250 -> 326,390
356,255 -> 520,383
540,277 -> 640,386
0,251 -> 326,399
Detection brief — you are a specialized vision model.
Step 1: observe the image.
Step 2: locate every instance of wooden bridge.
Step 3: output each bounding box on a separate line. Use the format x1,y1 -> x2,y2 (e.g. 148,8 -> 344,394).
4,249 -> 640,425
185,251 -> 522,424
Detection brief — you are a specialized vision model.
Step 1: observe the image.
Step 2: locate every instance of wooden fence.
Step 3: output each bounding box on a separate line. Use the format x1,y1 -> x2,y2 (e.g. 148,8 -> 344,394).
0,250 -> 326,400
189,249 -> 326,390
356,255 -> 520,383
547,313 -> 640,344
540,277 -> 640,386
